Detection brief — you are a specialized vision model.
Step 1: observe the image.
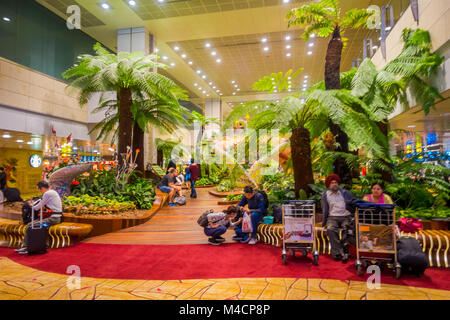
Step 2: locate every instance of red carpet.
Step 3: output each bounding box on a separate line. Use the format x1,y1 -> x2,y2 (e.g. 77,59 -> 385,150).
0,243 -> 449,291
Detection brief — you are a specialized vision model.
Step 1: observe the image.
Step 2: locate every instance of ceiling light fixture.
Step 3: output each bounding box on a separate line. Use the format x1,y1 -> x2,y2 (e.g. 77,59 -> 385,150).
188,61 -> 193,65
286,53 -> 291,57
128,0 -> 136,6
263,47 -> 269,51
307,51 -> 312,55
308,43 -> 314,47
205,42 -> 211,48
170,62 -> 175,66
2,134 -> 11,138
2,17 -> 11,22
211,51 -> 217,56
261,37 -> 267,43
17,139 -> 24,143
173,46 -> 179,51
162,56 -> 168,60
286,45 -> 291,49
100,3 -> 110,9
285,35 -> 291,41
216,58 -> 221,63
181,53 -> 186,59
196,69 -> 202,74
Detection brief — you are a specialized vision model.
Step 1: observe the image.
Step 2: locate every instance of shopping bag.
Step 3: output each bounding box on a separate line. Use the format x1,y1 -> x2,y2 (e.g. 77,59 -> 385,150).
242,212 -> 253,233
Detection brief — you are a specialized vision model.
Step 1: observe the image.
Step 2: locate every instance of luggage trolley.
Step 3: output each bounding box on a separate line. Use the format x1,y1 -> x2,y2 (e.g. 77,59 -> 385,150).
281,200 -> 319,265
354,203 -> 401,279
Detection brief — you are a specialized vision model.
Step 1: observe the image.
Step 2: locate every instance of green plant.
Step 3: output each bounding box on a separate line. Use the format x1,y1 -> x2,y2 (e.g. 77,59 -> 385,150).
71,168 -> 156,210
64,195 -> 136,215
262,173 -> 296,204
195,177 -> 215,186
225,194 -> 242,201
216,179 -> 236,192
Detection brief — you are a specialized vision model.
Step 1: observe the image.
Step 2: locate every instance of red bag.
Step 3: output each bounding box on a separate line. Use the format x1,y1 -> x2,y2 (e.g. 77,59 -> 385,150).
397,218 -> 423,233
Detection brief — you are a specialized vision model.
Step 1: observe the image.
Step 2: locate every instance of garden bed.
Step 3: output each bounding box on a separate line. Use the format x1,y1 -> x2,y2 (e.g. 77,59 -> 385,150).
218,200 -> 240,205
195,184 -> 216,189
209,189 -> 243,198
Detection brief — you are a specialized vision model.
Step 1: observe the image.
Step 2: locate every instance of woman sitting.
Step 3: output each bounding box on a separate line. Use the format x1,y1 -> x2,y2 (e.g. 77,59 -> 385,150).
363,183 -> 393,204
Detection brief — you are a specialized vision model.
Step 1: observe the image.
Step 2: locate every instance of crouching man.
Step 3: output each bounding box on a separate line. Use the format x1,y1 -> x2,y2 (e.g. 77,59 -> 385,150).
322,174 -> 359,263
204,206 -> 238,245
16,181 -> 63,254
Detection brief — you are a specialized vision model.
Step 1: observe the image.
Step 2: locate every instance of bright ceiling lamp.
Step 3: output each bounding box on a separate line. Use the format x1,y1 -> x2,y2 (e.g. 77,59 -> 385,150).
285,35 -> 291,41
263,47 -> 269,52
2,133 -> 11,138
3,17 -> 11,22
162,55 -> 168,60
128,0 -> 136,6
261,37 -> 267,43
181,53 -> 186,59
16,139 -> 23,143
173,46 -> 180,51
170,62 -> 175,67
310,33 -> 316,38
211,51 -> 217,56
202,75 -> 206,79
188,61 -> 193,65
286,53 -> 291,57
194,83 -> 198,86
283,0 -> 290,3
205,42 -> 211,48
307,51 -> 312,55
216,58 -> 221,63
231,80 -> 235,84
308,43 -> 314,47
100,2 -> 110,9
286,45 -> 291,49
196,69 -> 202,74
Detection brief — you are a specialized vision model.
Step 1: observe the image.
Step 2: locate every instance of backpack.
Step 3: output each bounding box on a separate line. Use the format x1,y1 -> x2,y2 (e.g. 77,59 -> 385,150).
174,195 -> 186,206
272,204 -> 282,224
197,209 -> 213,228
397,218 -> 423,233
397,236 -> 428,275
256,190 -> 269,210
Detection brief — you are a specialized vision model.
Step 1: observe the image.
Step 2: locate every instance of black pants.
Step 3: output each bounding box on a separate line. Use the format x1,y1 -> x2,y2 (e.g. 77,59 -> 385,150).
326,216 -> 354,258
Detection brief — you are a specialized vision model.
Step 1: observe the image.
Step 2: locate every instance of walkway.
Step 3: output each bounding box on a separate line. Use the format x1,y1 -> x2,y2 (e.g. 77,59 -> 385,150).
84,187 -> 232,245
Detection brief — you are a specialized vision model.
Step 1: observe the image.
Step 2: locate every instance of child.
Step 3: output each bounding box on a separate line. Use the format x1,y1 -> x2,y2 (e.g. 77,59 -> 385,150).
205,206 -> 238,245
360,234 -> 378,251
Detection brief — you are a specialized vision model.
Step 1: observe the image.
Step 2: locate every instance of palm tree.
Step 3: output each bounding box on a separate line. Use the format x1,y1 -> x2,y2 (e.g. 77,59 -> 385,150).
223,70 -> 389,196
287,0 -> 375,185
189,110 -> 219,161
63,43 -> 188,172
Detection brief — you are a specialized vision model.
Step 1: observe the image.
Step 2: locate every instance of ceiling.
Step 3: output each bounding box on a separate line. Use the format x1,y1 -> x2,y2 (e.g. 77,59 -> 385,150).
35,0 -> 412,106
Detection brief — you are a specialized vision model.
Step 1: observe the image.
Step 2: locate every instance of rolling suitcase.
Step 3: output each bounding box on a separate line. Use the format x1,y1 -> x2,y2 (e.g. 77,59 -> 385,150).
397,236 -> 428,275
26,207 -> 48,255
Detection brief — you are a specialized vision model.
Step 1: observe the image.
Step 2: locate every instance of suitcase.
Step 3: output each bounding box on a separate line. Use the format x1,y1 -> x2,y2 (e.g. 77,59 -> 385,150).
26,206 -> 48,255
397,236 -> 428,275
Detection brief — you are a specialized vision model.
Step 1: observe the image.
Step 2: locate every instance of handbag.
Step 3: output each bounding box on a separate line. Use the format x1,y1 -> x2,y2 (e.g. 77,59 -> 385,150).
241,212 -> 253,233
397,217 -> 423,233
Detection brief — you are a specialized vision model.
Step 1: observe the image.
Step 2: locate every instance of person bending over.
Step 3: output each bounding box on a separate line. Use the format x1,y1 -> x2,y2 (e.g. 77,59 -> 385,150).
157,168 -> 181,207
204,206 -> 238,245
16,181 -> 63,255
236,186 -> 267,245
322,174 -> 359,263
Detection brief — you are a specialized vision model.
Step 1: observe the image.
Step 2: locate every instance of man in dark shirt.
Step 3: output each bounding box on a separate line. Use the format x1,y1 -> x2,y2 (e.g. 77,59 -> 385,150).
236,186 -> 267,245
0,167 -> 7,190
188,158 -> 199,199
158,168 -> 180,207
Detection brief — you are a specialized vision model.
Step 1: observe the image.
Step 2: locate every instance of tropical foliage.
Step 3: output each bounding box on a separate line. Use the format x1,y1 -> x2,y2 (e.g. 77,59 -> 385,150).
62,43 -> 189,171
71,169 -> 156,210
64,195 -> 136,215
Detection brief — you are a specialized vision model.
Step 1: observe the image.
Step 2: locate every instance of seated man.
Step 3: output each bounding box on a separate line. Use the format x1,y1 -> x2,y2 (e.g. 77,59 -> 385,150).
204,206 -> 238,245
157,168 -> 181,207
16,181 -> 63,255
322,174 -> 359,263
236,186 -> 267,245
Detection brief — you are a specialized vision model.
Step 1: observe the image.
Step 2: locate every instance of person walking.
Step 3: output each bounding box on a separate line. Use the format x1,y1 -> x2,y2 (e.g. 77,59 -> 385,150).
188,158 -> 199,199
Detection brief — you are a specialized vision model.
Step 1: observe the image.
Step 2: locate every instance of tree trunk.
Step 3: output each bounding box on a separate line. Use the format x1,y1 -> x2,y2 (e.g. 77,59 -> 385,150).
325,26 -> 352,186
132,124 -> 145,174
375,121 -> 393,183
290,126 -> 314,197
118,87 -> 133,159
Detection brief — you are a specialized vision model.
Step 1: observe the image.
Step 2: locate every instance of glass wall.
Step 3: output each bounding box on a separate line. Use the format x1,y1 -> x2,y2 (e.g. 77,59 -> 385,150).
0,0 -> 100,81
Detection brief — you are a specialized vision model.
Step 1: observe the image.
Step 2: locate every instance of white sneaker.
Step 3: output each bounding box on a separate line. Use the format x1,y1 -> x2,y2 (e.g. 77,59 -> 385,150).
248,238 -> 257,245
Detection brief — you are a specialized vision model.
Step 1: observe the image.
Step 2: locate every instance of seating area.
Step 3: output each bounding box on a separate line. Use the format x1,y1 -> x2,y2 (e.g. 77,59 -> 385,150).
0,218 -> 93,248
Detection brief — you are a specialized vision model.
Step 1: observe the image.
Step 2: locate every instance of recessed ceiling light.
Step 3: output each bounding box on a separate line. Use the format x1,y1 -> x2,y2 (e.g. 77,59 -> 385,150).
213,86 -> 216,89
216,90 -> 220,93
202,75 -> 206,79
261,38 -> 267,43
158,0 -> 164,3
16,139 -> 23,143
27,141 -> 33,145
263,47 -> 269,51
211,51 -> 217,56
128,0 -> 136,6
181,53 -> 187,58
2,134 -> 11,138
170,62 -> 175,66
304,80 -> 307,83
237,88 -> 240,91
216,58 -> 221,63
188,61 -> 193,65
194,83 -> 198,86
231,80 -> 235,84
232,92 -> 236,95
308,43 -> 314,47
209,82 -> 213,85
100,3 -> 110,9
286,53 -> 291,57
3,17 -> 11,22
162,56 -> 168,60
307,51 -> 312,55
304,75 -> 309,79
205,42 -> 211,48
234,85 -> 238,88
310,33 -> 316,38
154,48 -> 159,53
286,45 -> 291,49
196,69 -> 202,74
173,46 -> 179,51
203,91 -> 206,94
285,35 -> 291,41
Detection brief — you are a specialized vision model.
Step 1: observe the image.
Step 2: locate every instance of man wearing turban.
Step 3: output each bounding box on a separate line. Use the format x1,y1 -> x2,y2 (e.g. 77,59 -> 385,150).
322,174 -> 360,263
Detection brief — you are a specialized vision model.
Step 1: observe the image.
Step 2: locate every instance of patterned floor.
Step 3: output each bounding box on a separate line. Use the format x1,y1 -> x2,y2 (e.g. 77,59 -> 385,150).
1,257 -> 449,300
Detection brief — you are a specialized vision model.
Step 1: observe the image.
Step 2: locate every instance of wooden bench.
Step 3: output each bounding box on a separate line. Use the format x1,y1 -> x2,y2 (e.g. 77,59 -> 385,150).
0,218 -> 93,248
155,190 -> 170,207
257,224 -> 450,268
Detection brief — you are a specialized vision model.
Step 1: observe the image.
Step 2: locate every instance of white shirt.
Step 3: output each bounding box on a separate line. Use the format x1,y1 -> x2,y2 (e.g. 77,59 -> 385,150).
33,189 -> 63,216
326,190 -> 351,217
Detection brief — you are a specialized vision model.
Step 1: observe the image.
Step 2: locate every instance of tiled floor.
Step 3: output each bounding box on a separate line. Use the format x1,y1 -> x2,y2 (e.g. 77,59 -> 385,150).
1,187 -> 449,300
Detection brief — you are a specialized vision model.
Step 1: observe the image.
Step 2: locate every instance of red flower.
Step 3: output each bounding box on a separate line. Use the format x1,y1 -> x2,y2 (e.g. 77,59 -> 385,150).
71,180 -> 80,185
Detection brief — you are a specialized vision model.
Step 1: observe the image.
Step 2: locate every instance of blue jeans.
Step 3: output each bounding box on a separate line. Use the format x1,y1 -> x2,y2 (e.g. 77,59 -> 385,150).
158,186 -> 172,193
190,179 -> 197,198
250,211 -> 262,239
234,225 -> 248,241
204,225 -> 227,239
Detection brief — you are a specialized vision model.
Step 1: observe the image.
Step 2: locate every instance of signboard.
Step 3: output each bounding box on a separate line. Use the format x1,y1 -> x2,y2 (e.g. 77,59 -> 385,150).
29,154 -> 42,168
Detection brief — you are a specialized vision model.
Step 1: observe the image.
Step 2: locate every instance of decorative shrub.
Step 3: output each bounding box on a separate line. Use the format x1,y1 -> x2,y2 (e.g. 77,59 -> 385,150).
64,195 -> 135,215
